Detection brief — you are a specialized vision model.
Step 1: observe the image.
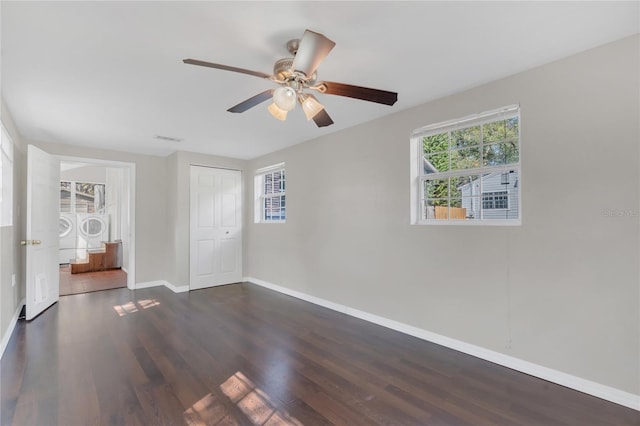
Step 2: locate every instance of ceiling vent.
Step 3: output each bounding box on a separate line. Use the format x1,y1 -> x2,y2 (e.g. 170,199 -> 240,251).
154,135 -> 183,143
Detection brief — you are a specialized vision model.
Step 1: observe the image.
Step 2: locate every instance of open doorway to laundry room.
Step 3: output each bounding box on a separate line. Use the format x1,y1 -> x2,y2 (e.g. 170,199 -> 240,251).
58,159 -> 135,296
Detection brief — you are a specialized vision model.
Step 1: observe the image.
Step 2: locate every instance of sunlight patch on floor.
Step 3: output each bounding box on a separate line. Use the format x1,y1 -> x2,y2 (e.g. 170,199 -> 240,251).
112,299 -> 160,316
183,371 -> 302,425
183,392 -> 228,425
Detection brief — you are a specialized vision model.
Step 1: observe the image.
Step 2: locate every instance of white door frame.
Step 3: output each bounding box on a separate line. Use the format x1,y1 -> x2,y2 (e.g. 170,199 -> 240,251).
56,155 -> 136,289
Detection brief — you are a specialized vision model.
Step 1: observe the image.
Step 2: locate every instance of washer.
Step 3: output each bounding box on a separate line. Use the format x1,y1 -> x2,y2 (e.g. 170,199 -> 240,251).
76,213 -> 109,258
59,213 -> 76,264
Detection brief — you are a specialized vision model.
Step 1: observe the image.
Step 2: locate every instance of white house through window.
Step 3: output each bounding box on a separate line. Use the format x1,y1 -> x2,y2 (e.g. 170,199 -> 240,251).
411,105 -> 521,225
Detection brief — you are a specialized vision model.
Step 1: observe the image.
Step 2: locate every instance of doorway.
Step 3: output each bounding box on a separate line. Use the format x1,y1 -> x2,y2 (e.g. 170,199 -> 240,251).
57,157 -> 135,295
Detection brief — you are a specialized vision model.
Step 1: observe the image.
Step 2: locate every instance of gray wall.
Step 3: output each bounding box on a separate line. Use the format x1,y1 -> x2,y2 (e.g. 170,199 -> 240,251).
246,35 -> 640,394
60,164 -> 107,183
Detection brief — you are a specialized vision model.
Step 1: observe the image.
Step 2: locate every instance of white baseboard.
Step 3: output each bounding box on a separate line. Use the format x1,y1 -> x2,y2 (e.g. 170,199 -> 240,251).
165,282 -> 189,293
134,280 -> 188,294
245,276 -> 640,412
1,298 -> 25,360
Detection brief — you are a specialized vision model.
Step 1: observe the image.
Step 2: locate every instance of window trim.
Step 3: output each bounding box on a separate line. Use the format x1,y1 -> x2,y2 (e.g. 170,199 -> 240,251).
410,105 -> 522,226
254,163 -> 286,223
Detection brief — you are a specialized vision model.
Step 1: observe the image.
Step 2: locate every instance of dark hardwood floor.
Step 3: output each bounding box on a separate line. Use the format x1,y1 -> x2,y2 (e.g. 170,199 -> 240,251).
2,283 -> 638,425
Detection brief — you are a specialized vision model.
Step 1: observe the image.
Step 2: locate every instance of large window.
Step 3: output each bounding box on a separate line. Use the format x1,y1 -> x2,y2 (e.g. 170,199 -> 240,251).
411,105 -> 521,225
1,124 -> 14,227
254,163 -> 285,223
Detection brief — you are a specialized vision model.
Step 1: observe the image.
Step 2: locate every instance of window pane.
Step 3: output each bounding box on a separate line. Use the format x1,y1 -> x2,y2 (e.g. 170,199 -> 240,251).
422,133 -> 449,155
450,175 -> 480,199
264,195 -> 285,221
506,116 -> 519,137
480,169 -> 519,219
425,199 -> 467,220
448,199 -> 467,220
265,171 -> 282,195
461,197 -> 481,220
451,147 -> 481,170
424,152 -> 449,173
483,141 -> 519,166
451,125 -> 480,148
424,179 -> 448,199
425,199 -> 448,220
483,120 -> 506,143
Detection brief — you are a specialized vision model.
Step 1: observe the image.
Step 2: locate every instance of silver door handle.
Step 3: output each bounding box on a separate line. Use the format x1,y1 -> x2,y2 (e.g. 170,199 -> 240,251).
21,240 -> 42,246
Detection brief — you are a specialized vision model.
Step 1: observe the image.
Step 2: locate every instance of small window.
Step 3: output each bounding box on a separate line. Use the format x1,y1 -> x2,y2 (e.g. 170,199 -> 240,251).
482,191 -> 509,210
255,163 -> 286,223
1,124 -> 14,227
411,105 -> 521,225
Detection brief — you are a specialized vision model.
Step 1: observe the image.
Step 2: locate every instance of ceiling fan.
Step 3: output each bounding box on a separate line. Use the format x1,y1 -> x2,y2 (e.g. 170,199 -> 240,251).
183,29 -> 398,127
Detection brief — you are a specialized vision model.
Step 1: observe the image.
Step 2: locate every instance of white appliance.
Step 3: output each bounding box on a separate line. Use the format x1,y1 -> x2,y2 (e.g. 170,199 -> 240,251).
76,213 -> 109,259
59,213 -> 76,264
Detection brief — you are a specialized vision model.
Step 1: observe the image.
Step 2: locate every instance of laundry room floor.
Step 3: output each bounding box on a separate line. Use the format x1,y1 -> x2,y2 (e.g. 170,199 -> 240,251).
59,265 -> 127,296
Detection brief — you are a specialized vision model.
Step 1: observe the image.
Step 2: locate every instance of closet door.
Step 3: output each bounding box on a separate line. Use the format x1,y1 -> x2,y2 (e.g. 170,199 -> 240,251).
189,166 -> 242,290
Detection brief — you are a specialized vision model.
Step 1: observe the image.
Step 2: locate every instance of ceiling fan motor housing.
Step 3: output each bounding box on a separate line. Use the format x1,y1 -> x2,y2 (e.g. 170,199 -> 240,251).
274,58 -> 318,86
273,58 -> 294,80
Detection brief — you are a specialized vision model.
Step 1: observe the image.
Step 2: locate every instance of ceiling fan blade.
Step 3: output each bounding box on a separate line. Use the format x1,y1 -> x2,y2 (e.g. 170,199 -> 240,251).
183,59 -> 272,79
312,109 -> 334,127
292,30 -> 336,77
316,81 -> 398,106
227,90 -> 274,113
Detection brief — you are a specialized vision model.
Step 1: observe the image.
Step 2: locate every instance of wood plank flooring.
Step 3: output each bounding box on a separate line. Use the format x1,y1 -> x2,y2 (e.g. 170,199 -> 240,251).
59,265 -> 127,296
1,283 -> 638,425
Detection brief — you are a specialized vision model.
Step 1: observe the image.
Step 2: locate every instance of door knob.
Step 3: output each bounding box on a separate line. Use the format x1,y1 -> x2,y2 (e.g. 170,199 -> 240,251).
21,240 -> 42,246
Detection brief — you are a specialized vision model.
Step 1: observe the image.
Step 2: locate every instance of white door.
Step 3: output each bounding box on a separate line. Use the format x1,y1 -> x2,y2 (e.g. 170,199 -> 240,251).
190,166 -> 242,290
25,145 -> 60,320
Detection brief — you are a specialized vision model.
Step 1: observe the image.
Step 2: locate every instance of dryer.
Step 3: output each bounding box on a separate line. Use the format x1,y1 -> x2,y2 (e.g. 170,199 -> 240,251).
59,213 -> 76,264
76,213 -> 109,258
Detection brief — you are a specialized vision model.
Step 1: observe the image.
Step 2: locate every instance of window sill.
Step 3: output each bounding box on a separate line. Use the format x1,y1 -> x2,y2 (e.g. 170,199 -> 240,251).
414,219 -> 521,226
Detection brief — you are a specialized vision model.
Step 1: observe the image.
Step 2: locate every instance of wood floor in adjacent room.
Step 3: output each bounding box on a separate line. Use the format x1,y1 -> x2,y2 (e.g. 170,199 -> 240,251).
1,283 -> 638,426
59,264 -> 127,296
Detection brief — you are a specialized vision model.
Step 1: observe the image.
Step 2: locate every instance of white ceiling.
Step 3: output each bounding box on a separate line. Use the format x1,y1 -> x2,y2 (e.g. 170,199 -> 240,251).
2,2 -> 638,160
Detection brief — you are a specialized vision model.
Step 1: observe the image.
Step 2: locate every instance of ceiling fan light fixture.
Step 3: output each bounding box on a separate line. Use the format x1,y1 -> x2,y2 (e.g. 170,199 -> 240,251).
272,86 -> 297,111
300,94 -> 324,120
268,102 -> 288,121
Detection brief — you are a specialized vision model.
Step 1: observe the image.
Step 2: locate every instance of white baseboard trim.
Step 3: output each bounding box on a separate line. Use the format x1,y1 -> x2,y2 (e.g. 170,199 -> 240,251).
134,280 -> 189,294
134,280 -> 166,290
165,282 -> 189,293
1,298 -> 25,360
245,276 -> 640,411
